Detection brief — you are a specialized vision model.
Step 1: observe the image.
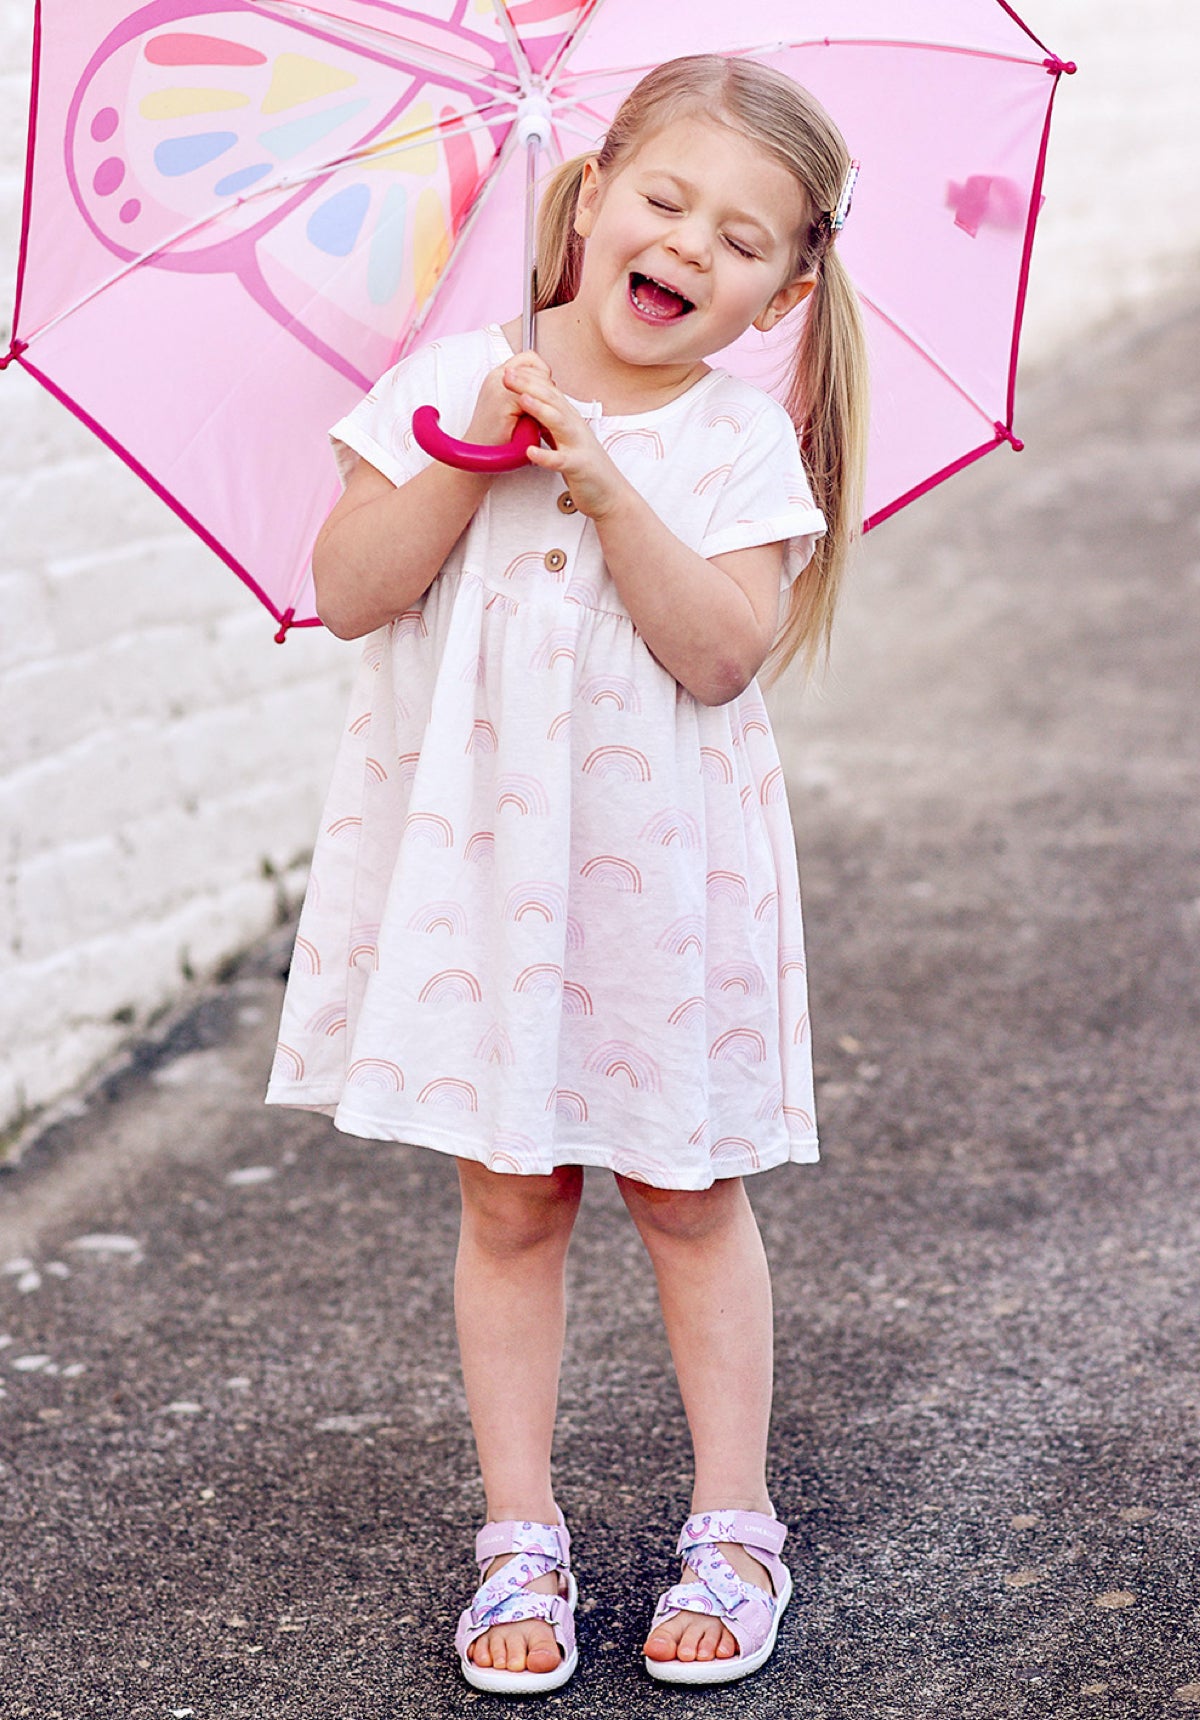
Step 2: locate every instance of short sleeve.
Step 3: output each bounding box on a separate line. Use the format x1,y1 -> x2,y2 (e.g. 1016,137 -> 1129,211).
328,340 -> 445,490
698,396 -> 827,591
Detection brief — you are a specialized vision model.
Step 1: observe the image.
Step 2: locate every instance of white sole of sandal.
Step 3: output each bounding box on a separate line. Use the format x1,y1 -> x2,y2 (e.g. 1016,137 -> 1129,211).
644,1567 -> 792,1686
460,1571 -> 579,1695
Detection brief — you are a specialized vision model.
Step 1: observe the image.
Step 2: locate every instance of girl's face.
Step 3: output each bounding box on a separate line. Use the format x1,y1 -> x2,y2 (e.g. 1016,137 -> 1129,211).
572,115 -> 816,382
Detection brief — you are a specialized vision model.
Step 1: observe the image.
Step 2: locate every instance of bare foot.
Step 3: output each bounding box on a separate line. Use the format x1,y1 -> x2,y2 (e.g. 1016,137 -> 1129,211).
643,1542 -> 773,1665
467,1554 -> 564,1675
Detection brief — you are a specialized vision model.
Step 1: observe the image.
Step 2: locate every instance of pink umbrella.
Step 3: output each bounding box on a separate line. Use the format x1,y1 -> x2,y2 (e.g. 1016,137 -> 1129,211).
4,0 -> 1073,638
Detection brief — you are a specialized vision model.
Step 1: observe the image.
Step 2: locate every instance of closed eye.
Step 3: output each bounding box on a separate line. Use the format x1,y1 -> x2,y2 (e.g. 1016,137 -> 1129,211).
643,193 -> 760,257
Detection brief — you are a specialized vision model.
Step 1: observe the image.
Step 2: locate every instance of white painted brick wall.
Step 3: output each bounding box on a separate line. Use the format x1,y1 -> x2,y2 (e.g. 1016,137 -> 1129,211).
1,0 -> 356,1136
2,0 -> 1199,1138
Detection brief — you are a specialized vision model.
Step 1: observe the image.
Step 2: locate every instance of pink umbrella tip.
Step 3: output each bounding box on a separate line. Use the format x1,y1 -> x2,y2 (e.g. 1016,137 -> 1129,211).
0,339 -> 28,371
274,607 -> 297,644
995,424 -> 1026,453
1044,57 -> 1077,75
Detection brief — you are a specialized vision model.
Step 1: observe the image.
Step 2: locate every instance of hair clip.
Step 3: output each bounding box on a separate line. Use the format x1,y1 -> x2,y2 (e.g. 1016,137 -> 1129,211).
829,160 -> 860,234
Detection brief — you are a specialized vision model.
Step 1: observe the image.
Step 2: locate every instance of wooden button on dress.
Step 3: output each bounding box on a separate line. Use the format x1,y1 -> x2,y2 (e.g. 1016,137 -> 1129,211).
557,491 -> 577,514
544,548 -> 567,573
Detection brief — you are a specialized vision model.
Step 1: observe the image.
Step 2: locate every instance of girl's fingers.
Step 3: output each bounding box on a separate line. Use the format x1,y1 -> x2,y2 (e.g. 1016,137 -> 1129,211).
519,383 -> 581,426
504,361 -> 561,399
503,361 -> 553,399
524,443 -> 565,470
505,348 -> 550,377
519,390 -> 565,423
515,396 -> 580,448
507,373 -> 558,407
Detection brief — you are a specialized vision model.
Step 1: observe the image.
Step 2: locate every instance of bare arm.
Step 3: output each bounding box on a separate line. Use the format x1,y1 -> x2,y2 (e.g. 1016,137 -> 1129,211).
511,359 -> 782,705
312,457 -> 490,639
312,355 -> 535,640
592,487 -> 782,706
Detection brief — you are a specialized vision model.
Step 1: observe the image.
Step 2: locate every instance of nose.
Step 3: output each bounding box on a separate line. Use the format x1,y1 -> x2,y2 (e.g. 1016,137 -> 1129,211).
665,215 -> 710,270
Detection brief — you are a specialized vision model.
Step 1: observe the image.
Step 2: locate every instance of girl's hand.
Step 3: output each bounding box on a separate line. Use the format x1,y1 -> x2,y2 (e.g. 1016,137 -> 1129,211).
462,353 -> 546,448
502,356 -> 627,520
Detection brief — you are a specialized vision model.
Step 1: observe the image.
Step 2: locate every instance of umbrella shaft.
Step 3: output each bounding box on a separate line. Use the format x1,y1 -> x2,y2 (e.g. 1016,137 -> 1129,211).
523,134 -> 540,354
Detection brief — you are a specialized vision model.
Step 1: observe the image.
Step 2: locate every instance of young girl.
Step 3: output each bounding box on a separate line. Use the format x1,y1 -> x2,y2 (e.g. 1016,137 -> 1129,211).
267,54 -> 867,1692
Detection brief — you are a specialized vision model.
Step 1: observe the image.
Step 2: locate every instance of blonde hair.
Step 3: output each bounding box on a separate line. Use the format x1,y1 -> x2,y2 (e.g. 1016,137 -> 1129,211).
536,56 -> 869,679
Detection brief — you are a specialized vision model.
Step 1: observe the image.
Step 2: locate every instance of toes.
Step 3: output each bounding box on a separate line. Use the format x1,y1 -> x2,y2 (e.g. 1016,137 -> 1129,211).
679,1616 -> 720,1662
471,1623 -> 559,1675
525,1628 -> 562,1675
645,1612 -> 733,1664
468,1628 -> 509,1670
512,1622 -> 560,1674
495,1627 -> 522,1672
644,1625 -> 680,1662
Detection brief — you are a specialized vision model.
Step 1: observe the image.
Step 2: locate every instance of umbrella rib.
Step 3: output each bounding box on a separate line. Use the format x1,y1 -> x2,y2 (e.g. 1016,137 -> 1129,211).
550,96 -> 618,137
994,0 -> 1053,57
490,0 -> 532,85
332,104 -> 511,173
244,0 -> 520,99
558,35 -> 1049,107
16,103 -> 515,352
856,288 -> 997,430
541,0 -> 602,84
406,121 -> 530,347
550,111 -> 610,149
16,352 -> 299,628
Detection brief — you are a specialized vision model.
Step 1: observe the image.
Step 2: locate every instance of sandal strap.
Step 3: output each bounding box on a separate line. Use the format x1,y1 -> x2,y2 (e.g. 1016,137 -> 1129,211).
455,1517 -> 577,1664
475,1517 -> 570,1570
675,1509 -> 787,1563
455,1589 -> 576,1662
653,1511 -> 790,1659
466,1551 -> 559,1626
465,1583 -> 574,1636
651,1579 -> 724,1625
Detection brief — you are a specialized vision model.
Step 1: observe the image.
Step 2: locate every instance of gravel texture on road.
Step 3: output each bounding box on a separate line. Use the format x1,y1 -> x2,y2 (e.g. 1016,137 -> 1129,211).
2,289 -> 1198,1718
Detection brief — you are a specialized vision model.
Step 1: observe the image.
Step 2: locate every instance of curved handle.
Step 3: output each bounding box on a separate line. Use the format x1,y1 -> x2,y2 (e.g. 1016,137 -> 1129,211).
412,404 -> 541,473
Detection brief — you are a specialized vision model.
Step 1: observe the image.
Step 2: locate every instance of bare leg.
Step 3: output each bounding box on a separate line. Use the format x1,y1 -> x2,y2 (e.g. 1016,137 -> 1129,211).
617,1174 -> 776,1666
455,1159 -> 583,1674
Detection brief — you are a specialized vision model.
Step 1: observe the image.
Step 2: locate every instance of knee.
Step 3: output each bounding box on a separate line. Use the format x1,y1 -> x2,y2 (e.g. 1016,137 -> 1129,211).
616,1174 -> 745,1246
459,1161 -> 582,1255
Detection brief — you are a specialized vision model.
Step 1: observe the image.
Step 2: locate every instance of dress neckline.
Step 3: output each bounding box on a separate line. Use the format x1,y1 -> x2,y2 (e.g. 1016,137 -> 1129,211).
484,324 -> 723,425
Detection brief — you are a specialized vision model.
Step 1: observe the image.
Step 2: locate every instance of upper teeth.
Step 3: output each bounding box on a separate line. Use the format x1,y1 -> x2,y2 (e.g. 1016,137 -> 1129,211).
634,275 -> 688,307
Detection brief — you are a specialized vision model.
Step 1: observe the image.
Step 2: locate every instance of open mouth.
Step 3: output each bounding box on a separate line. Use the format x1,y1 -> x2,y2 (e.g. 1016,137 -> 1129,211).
629,272 -> 694,321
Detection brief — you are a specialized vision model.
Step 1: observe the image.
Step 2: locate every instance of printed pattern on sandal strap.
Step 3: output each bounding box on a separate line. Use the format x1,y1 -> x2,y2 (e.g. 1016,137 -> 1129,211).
676,1509 -> 787,1560
468,1554 -> 561,1630
652,1550 -> 775,1649
653,1511 -> 787,1659
475,1518 -> 570,1567
455,1518 -> 576,1662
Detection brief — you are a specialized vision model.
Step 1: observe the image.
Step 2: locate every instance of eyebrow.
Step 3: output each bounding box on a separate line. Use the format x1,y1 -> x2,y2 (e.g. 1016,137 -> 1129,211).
644,170 -> 777,242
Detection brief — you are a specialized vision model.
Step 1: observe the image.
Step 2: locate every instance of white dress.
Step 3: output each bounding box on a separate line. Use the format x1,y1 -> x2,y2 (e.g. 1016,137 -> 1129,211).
266,325 -> 825,1190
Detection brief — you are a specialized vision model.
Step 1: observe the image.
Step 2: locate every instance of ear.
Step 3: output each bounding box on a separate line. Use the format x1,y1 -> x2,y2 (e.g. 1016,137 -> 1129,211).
573,158 -> 603,239
753,273 -> 817,333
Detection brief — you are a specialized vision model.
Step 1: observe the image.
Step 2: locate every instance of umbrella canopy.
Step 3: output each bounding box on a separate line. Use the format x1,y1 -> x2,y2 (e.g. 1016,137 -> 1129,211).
5,0 -> 1073,637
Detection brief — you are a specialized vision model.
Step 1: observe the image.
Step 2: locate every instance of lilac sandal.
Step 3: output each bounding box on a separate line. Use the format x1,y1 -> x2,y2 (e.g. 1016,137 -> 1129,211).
644,1508 -> 792,1685
455,1517 -> 579,1694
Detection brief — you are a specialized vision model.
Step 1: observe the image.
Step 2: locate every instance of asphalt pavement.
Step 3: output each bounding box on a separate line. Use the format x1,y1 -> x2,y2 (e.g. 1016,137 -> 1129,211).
2,285 -> 1199,1720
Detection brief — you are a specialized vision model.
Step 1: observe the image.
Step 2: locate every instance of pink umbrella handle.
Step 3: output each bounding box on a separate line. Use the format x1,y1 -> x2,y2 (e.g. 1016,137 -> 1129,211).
411,405 -> 541,473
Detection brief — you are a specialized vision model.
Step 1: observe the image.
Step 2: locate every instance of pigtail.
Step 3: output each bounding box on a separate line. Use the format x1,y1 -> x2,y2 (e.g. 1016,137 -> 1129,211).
767,246 -> 869,682
535,154 -> 591,312
528,57 -> 870,680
